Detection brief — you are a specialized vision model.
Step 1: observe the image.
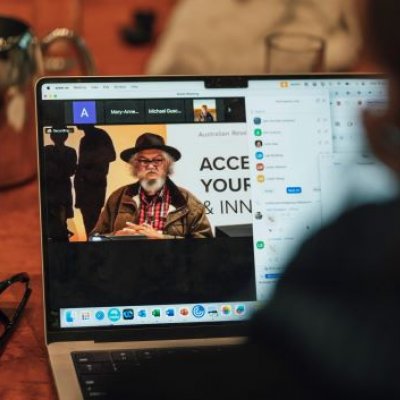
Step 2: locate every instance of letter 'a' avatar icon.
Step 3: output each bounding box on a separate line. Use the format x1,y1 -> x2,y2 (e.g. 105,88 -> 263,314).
73,101 -> 97,124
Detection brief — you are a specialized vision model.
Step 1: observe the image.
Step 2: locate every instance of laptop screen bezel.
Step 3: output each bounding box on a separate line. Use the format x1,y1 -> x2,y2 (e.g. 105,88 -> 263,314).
36,73 -> 384,344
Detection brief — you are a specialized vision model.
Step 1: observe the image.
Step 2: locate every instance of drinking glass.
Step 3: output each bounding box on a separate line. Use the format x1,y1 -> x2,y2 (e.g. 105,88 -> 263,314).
265,32 -> 325,74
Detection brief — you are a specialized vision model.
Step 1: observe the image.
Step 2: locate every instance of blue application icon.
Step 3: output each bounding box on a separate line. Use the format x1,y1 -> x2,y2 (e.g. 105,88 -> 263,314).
73,101 -> 97,124
95,310 -> 105,321
138,309 -> 147,318
166,308 -> 175,317
253,117 -> 262,125
108,308 -> 121,322
192,305 -> 206,318
235,305 -> 246,315
122,309 -> 134,320
66,311 -> 74,323
256,152 -> 264,160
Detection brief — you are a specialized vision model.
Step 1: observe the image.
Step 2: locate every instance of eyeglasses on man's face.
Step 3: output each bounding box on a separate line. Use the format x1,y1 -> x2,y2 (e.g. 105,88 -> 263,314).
135,158 -> 165,167
0,273 -> 32,356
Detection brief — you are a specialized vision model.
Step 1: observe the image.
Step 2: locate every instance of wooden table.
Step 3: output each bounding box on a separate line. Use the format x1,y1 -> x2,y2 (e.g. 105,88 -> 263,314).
0,1 -> 177,398
0,181 -> 55,399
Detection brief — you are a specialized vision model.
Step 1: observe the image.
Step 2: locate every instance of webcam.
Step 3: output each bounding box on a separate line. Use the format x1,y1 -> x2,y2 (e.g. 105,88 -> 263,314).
204,77 -> 248,89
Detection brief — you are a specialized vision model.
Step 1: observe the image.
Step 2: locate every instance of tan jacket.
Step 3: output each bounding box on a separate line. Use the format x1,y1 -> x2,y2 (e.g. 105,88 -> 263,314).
92,178 -> 213,238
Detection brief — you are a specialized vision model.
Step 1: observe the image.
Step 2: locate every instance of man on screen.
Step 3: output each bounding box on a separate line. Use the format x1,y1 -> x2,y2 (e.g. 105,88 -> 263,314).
92,133 -> 213,239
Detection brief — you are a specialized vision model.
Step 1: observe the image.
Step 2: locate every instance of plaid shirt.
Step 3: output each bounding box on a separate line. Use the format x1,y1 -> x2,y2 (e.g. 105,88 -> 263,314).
137,185 -> 171,231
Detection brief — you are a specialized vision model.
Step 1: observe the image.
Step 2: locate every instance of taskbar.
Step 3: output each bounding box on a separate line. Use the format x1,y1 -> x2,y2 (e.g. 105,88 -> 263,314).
60,301 -> 260,328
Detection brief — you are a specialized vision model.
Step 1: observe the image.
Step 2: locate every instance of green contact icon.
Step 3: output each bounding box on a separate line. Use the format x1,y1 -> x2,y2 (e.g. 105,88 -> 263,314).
256,241 -> 265,249
254,129 -> 262,136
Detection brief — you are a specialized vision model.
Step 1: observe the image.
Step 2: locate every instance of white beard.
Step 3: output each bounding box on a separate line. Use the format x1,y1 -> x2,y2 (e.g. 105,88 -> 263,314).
140,177 -> 166,195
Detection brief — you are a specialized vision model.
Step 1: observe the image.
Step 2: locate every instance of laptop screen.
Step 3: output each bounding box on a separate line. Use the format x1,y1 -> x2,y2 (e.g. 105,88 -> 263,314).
36,75 -> 396,335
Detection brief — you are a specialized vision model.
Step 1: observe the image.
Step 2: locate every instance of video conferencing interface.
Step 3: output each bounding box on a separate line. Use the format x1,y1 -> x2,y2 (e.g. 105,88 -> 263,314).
38,77 -> 394,330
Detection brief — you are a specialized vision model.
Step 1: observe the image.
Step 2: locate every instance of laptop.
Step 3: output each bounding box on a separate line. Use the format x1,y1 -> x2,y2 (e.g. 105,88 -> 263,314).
35,74 -> 396,399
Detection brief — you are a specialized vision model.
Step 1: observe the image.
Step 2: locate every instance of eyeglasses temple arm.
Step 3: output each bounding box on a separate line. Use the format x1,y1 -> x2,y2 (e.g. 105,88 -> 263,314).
0,309 -> 10,325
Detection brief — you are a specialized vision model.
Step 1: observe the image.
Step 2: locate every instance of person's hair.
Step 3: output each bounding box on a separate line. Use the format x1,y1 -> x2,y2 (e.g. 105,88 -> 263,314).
130,150 -> 174,177
364,0 -> 400,74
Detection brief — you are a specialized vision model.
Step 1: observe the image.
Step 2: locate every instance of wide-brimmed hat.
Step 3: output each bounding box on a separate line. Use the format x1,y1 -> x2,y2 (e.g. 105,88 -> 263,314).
120,132 -> 181,162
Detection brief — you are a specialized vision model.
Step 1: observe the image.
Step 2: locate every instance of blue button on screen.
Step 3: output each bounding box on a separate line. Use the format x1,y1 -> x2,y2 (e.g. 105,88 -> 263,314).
265,273 -> 282,279
286,187 -> 302,194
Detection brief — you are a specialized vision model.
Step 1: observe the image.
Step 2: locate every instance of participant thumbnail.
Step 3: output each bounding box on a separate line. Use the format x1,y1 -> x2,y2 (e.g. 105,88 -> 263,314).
193,99 -> 217,122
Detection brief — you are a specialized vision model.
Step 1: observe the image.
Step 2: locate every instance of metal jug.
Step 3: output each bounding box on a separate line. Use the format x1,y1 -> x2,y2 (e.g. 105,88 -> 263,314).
0,16 -> 95,189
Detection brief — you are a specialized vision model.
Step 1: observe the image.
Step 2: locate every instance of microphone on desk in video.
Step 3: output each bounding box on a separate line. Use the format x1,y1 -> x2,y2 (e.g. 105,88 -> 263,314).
89,233 -> 147,241
89,233 -> 112,242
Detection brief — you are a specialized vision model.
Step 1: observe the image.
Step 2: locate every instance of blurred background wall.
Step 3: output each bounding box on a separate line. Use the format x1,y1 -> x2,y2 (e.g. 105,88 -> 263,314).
1,0 -> 372,76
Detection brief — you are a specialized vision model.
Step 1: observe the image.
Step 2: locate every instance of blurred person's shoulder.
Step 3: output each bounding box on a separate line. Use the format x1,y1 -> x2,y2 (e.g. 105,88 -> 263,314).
248,197 -> 400,399
293,197 -> 400,274
319,197 -> 400,260
334,196 -> 400,231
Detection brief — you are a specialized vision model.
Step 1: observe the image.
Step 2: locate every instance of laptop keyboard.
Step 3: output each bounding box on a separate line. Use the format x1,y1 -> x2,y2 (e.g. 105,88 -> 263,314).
72,345 -> 242,399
